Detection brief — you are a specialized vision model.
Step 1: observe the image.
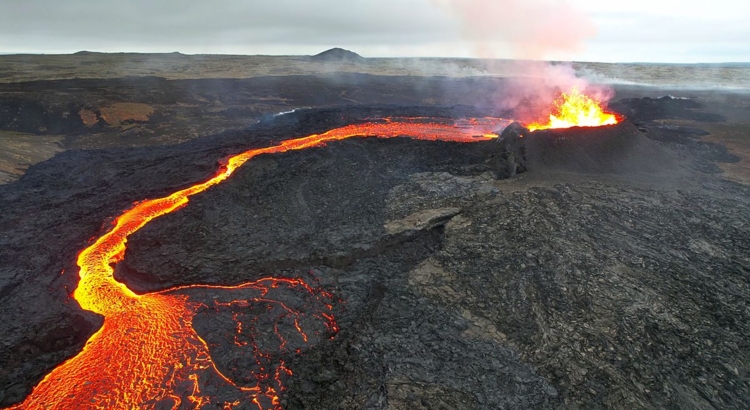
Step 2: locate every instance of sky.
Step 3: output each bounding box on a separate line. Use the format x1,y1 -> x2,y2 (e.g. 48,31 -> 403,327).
0,0 -> 748,63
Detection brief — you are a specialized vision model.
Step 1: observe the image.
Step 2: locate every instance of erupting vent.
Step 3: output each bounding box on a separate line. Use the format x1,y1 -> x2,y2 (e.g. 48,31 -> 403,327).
526,87 -> 619,131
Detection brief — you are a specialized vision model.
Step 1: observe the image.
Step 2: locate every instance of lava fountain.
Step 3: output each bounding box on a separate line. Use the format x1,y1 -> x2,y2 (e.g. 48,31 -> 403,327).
6,117 -> 510,410
526,87 -> 619,131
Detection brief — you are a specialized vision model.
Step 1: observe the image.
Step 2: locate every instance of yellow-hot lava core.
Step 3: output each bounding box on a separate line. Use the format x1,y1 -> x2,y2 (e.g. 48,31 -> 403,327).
526,87 -> 619,131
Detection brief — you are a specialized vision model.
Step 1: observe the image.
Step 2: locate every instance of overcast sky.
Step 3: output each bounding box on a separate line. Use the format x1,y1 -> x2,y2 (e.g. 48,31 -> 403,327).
0,0 -> 748,63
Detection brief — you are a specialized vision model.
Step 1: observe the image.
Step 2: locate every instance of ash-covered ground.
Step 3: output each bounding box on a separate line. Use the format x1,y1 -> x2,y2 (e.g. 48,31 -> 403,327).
0,77 -> 748,409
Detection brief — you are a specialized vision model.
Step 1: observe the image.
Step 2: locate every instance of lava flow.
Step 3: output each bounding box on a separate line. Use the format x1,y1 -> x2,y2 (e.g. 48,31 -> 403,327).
8,116 -> 509,410
526,87 -> 619,131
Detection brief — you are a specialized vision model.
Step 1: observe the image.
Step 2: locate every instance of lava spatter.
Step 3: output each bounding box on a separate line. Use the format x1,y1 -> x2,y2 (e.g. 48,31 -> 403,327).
526,87 -> 619,131
8,117 -> 509,409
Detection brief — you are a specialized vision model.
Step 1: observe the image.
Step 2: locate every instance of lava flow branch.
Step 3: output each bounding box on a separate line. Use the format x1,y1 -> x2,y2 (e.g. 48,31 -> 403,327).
7,117 -> 510,410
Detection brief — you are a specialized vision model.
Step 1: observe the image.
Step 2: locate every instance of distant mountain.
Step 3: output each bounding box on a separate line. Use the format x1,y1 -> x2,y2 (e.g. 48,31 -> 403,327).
310,48 -> 365,62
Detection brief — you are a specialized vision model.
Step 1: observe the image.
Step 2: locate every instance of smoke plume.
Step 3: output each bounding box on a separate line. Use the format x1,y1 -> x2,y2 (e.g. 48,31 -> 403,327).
434,0 -> 596,60
434,0 -> 610,122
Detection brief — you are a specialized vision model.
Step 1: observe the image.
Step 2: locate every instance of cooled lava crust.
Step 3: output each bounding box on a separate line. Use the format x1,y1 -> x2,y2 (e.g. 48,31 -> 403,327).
1,102 -> 748,409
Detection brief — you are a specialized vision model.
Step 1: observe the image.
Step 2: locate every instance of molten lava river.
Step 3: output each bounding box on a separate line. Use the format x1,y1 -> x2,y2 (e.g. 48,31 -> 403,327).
7,117 -> 512,410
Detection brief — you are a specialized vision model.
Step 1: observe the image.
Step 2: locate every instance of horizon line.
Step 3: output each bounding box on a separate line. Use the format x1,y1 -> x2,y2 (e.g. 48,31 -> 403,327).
1,50 -> 749,66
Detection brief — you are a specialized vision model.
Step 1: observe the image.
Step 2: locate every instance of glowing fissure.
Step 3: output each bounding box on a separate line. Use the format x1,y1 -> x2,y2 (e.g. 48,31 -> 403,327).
8,117 -> 509,410
527,87 -> 619,131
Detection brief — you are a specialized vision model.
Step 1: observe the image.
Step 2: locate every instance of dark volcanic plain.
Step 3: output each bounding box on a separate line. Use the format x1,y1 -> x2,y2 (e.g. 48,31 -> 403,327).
0,55 -> 749,409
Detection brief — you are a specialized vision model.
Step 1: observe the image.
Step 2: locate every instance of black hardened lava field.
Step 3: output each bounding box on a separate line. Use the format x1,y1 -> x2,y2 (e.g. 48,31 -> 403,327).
1,84 -> 749,409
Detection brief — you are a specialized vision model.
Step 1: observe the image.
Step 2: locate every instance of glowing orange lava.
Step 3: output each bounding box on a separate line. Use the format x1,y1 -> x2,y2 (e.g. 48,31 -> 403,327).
7,117 -> 508,410
526,87 -> 619,131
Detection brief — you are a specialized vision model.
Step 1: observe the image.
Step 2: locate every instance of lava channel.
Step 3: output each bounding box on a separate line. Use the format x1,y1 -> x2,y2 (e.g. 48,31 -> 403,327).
7,116 -> 510,410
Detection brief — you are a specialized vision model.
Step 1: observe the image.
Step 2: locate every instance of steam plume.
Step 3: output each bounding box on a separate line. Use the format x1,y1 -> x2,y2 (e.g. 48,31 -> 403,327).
434,0 -> 610,123
434,0 -> 596,60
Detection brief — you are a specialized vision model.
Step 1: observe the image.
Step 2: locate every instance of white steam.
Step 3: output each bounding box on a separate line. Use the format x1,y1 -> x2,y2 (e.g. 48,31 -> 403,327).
433,0 -> 611,121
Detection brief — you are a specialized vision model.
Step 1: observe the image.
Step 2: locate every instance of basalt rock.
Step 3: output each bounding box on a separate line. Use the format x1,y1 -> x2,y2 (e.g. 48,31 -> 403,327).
524,120 -> 676,174
492,122 -> 529,178
0,103 -> 748,409
492,120 -> 676,178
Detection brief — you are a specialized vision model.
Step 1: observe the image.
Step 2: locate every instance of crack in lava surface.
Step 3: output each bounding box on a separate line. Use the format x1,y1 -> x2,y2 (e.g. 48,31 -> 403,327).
8,117 -> 509,410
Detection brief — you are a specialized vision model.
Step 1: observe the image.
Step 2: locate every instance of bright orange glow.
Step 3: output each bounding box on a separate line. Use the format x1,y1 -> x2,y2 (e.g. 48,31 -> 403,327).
7,117 -> 508,410
526,88 -> 619,131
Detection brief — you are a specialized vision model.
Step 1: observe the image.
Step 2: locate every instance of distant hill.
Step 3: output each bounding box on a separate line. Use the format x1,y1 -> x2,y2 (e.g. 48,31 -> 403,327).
310,48 -> 365,63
